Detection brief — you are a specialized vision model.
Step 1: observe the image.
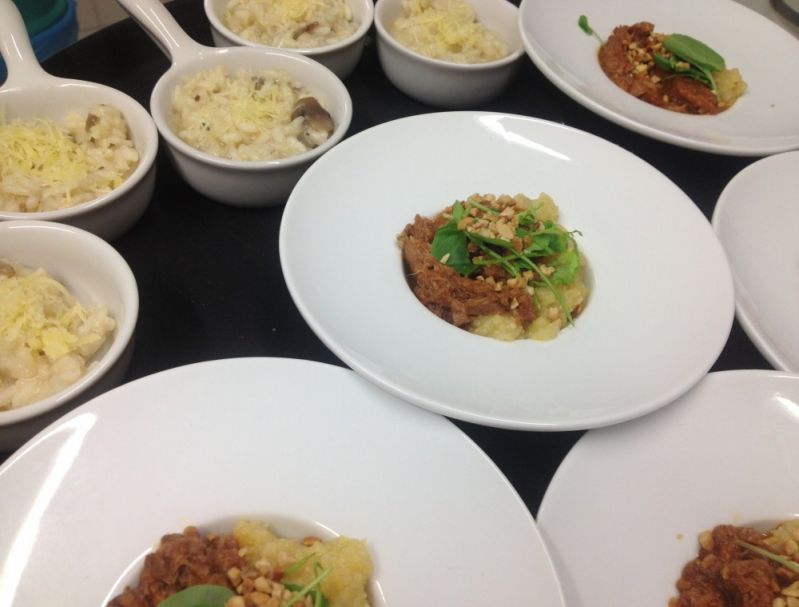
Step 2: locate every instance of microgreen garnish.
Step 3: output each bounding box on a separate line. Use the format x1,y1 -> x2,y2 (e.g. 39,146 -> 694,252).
285,551 -> 318,576
578,15 -> 603,44
283,562 -> 333,607
737,541 -> 799,573
157,584 -> 234,607
431,197 -> 583,324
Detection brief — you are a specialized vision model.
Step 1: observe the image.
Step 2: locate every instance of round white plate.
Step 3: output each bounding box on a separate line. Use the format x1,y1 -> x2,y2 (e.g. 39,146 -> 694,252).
713,151 -> 799,371
0,358 -> 565,606
280,112 -> 734,430
518,0 -> 799,155
538,370 -> 799,607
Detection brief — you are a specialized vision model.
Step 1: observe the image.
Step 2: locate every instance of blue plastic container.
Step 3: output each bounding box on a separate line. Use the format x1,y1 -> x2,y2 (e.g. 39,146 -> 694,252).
1,0 -> 78,84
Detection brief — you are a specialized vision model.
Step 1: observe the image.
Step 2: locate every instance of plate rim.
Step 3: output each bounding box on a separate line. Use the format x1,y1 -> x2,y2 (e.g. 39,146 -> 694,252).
712,151 -> 799,372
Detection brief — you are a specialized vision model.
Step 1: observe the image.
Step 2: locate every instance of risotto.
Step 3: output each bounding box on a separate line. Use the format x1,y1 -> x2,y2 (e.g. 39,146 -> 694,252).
0,259 -> 115,410
171,66 -> 335,161
399,193 -> 589,341
108,522 -> 372,607
390,0 -> 508,63
0,104 -> 140,212
223,0 -> 358,48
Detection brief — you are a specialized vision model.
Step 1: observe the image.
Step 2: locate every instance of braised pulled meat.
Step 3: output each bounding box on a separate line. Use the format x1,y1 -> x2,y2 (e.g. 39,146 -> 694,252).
670,525 -> 799,607
399,213 -> 536,329
109,527 -> 245,607
598,22 -> 724,115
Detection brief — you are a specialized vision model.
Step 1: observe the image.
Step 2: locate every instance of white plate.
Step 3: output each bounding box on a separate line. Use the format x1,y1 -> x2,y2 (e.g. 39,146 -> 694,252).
280,112 -> 734,430
537,370 -> 799,607
713,151 -> 799,371
518,0 -> 799,155
0,358 -> 565,606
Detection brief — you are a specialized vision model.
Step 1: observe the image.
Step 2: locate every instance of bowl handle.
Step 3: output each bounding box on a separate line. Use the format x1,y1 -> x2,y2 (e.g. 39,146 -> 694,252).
0,0 -> 50,88
115,0 -> 205,65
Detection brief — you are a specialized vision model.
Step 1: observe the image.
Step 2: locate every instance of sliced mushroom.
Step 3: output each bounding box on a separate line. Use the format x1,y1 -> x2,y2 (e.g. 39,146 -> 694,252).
291,97 -> 335,148
85,113 -> 99,130
0,261 -> 16,278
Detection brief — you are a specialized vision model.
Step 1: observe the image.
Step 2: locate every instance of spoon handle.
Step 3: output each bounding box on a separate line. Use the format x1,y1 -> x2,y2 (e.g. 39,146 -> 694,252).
115,0 -> 205,65
0,0 -> 49,88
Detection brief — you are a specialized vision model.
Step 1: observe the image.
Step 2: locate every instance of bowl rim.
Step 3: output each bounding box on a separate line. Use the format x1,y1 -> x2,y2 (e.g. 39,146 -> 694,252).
0,79 -> 159,221
203,0 -> 375,56
149,46 -> 353,171
373,0 -> 524,71
0,220 -> 139,427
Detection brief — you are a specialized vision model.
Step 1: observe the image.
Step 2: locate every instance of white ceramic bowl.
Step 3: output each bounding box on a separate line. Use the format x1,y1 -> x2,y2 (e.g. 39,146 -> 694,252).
118,0 -> 353,208
0,0 -> 158,240
0,221 -> 138,451
374,0 -> 523,108
204,0 -> 374,79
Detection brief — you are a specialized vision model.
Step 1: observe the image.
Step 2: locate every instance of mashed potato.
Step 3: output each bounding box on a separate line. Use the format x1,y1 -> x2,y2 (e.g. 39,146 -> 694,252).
0,259 -> 115,409
234,520 -> 372,607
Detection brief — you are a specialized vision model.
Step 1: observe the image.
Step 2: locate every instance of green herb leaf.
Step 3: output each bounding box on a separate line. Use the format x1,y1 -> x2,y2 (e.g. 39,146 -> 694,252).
737,541 -> 799,573
432,225 -> 477,275
549,247 -> 580,285
664,34 -> 725,73
157,585 -> 234,607
283,566 -> 333,607
577,15 -> 603,44
285,552 -> 317,577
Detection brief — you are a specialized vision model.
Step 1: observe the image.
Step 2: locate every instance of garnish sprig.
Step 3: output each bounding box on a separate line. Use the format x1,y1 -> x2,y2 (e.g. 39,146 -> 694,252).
737,541 -> 799,574
578,15 -> 603,44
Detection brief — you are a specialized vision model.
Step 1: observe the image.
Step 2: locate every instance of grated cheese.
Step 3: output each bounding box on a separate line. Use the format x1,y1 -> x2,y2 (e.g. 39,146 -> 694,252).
0,114 -> 90,190
0,260 -> 115,410
0,105 -> 140,213
223,0 -> 357,49
390,0 -> 508,63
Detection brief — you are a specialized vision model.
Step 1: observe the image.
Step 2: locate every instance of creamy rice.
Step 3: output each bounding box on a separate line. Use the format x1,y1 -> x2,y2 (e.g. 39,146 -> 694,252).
390,0 -> 508,63
0,104 -> 139,213
223,0 -> 357,48
171,66 -> 334,161
0,259 -> 115,410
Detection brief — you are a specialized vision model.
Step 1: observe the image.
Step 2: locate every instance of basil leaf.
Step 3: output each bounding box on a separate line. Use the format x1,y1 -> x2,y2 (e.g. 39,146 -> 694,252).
549,248 -> 580,285
664,34 -> 725,72
157,585 -> 234,607
431,226 -> 476,275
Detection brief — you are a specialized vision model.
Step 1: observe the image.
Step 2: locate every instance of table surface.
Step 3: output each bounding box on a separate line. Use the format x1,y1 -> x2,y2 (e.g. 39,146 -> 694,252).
1,0 -> 776,516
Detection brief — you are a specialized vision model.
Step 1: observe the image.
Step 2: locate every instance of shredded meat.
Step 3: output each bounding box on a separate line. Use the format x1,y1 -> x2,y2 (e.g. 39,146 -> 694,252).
108,527 -> 246,607
398,214 -> 536,329
598,22 -> 722,115
670,525 -> 791,607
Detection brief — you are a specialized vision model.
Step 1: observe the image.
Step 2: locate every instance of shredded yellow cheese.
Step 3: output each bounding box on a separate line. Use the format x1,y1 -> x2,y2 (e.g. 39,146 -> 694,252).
0,115 -> 90,191
390,0 -> 508,63
223,0 -> 356,49
0,260 -> 115,410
